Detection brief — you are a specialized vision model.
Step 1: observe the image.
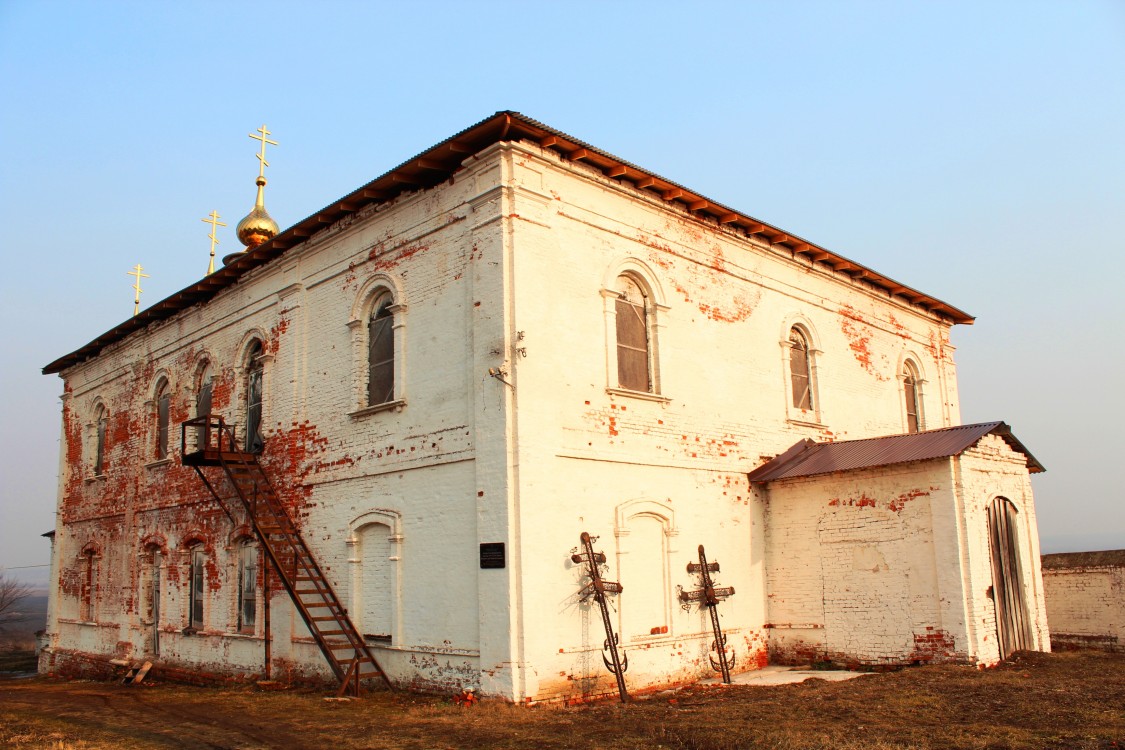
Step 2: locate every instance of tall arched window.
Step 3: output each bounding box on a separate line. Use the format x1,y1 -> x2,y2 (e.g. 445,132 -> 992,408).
188,544 -> 206,631
349,275 -> 406,414
93,404 -> 108,475
140,543 -> 163,655
237,540 -> 257,633
903,361 -> 922,433
154,378 -> 171,460
80,547 -> 98,622
245,341 -> 264,453
191,361 -> 214,452
789,328 -> 814,411
615,275 -> 653,393
196,362 -> 213,419
368,294 -> 395,406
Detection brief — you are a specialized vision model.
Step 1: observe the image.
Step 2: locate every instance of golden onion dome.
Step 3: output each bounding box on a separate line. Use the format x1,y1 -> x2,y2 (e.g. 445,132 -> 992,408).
234,176 -> 279,250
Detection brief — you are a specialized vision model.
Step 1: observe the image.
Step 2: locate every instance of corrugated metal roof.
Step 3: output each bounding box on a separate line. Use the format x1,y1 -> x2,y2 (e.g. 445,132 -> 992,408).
747,421 -> 1044,484
1041,550 -> 1125,570
44,111 -> 973,375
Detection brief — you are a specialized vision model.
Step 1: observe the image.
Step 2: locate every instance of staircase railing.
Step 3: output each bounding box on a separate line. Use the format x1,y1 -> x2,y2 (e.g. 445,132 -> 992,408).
181,415 -> 391,695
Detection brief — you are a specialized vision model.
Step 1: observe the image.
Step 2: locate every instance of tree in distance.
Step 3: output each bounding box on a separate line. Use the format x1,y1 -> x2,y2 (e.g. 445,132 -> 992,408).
0,573 -> 32,633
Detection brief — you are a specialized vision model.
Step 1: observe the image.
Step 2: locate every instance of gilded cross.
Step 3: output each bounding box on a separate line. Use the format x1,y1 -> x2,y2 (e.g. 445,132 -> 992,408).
249,124 -> 278,179
201,210 -> 227,275
127,263 -> 151,317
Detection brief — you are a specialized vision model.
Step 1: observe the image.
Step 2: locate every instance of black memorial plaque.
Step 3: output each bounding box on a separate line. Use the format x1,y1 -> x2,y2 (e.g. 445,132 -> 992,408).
479,542 -> 506,569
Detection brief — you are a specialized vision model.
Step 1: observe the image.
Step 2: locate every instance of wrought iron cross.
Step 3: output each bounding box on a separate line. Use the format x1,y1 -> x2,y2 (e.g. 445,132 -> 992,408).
680,544 -> 736,683
200,210 -> 227,275
571,531 -> 629,702
126,263 -> 150,316
249,124 -> 278,179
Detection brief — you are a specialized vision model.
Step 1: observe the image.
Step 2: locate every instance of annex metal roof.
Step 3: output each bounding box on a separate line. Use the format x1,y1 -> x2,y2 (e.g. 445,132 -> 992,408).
747,421 -> 1044,484
44,111 -> 974,375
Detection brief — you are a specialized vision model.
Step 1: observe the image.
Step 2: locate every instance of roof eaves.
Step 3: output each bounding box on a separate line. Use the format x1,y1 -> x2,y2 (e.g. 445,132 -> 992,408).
43,110 -> 975,375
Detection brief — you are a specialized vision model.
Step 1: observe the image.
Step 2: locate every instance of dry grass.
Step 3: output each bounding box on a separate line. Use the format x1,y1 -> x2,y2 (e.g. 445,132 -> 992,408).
1,650 -> 1122,749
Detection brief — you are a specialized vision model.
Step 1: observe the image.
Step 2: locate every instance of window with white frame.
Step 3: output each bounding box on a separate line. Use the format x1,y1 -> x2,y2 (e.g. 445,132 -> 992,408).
349,279 -> 406,414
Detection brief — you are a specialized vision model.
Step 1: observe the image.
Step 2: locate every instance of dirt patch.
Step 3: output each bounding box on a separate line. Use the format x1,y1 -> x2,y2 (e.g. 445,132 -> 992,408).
1,650 -> 1122,749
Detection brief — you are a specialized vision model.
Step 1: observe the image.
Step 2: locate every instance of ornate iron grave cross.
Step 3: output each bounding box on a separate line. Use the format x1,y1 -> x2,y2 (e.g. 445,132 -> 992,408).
571,531 -> 629,702
680,544 -> 737,683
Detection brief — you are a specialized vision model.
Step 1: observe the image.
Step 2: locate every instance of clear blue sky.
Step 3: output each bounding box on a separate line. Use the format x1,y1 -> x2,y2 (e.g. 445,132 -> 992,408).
1,1 -> 1122,580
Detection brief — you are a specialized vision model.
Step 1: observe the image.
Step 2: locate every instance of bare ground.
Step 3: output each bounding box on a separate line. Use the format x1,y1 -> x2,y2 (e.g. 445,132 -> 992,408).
1,650 -> 1122,750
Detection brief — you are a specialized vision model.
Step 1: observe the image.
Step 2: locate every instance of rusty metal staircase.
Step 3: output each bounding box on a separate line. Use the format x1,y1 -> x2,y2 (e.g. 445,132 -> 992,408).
181,416 -> 391,696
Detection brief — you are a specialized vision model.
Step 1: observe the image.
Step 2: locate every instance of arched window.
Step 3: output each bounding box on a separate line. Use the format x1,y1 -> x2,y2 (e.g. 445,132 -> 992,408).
139,542 -> 163,655
80,547 -> 98,622
368,294 -> 395,406
615,274 -> 653,393
349,275 -> 406,414
93,403 -> 108,475
190,361 -> 214,453
903,360 -> 922,433
196,362 -> 213,419
245,341 -> 264,453
237,540 -> 257,633
154,378 -> 171,460
789,328 -> 814,411
188,544 -> 206,631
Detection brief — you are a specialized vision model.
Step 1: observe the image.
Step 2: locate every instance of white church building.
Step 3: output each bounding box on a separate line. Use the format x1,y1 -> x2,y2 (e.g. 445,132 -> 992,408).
40,111 -> 1049,701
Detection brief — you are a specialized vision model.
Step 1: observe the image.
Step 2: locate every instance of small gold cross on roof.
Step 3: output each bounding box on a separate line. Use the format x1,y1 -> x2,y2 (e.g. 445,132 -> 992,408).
201,210 -> 227,275
127,263 -> 151,317
249,124 -> 278,179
